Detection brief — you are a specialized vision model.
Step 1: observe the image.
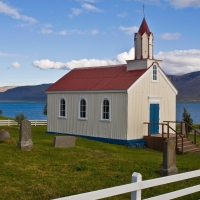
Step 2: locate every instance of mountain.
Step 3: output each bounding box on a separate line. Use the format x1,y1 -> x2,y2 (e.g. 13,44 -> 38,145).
0,86 -> 17,92
1,71 -> 200,102
0,84 -> 52,101
168,71 -> 200,102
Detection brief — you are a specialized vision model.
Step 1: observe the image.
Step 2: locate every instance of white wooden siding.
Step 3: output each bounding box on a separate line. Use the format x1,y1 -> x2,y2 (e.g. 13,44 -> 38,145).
127,68 -> 176,140
142,33 -> 148,59
47,92 -> 128,140
135,34 -> 141,59
149,34 -> 153,59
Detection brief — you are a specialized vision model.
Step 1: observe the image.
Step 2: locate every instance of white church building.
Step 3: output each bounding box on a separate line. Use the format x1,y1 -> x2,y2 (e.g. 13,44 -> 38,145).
46,18 -> 177,147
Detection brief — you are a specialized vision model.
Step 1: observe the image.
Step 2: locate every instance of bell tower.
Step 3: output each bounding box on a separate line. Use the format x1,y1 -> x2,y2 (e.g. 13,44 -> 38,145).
126,17 -> 162,71
135,18 -> 153,60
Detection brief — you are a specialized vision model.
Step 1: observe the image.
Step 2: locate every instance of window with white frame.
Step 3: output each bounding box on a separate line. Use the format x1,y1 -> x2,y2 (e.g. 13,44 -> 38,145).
79,98 -> 87,119
152,65 -> 158,81
59,98 -> 66,117
101,98 -> 110,120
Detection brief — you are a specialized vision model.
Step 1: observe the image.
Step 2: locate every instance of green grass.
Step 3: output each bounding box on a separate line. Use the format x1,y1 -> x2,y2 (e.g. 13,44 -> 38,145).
0,116 -> 14,120
0,126 -> 200,200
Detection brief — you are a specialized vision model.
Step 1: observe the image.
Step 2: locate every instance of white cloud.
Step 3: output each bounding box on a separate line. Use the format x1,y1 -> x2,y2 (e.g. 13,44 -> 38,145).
32,48 -> 135,70
0,52 -> 20,57
83,0 -> 98,2
155,49 -> 200,74
159,32 -> 181,40
11,62 -> 20,68
33,48 -> 200,76
58,30 -> 67,35
68,8 -> 82,18
117,12 -> 128,18
119,26 -> 139,34
0,1 -> 37,23
91,29 -> 99,35
41,28 -> 53,34
41,26 -> 99,35
165,0 -> 200,8
81,3 -> 102,12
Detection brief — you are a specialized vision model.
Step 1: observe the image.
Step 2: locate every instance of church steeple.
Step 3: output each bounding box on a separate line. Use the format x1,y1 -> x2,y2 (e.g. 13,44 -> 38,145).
134,18 -> 154,60
138,18 -> 151,36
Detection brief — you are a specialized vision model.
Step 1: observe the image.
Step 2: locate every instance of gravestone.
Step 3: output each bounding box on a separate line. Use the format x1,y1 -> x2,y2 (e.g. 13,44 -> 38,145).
0,129 -> 10,141
18,120 -> 33,150
54,136 -> 76,148
161,138 -> 178,176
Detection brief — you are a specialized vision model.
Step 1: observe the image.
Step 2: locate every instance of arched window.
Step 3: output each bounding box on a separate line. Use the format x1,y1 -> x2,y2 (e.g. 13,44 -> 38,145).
59,98 -> 66,117
101,98 -> 111,121
152,65 -> 158,81
79,98 -> 87,119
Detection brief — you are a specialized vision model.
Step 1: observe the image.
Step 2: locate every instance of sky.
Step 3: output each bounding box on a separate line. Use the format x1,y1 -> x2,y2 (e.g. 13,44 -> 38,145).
1,0 -> 200,87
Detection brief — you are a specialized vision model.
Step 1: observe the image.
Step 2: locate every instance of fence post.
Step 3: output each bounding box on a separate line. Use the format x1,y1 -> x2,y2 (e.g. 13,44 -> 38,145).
131,172 -> 142,200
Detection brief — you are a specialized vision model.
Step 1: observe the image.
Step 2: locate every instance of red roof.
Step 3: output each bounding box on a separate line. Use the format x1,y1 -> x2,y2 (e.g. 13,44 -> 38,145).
138,18 -> 151,36
46,64 -> 147,91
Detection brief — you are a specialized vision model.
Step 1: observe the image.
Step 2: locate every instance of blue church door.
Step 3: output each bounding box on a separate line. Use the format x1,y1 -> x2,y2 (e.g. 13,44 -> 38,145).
150,104 -> 159,134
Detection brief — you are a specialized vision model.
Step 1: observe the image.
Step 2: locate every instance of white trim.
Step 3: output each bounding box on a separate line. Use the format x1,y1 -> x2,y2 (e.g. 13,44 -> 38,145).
127,65 -> 178,94
58,97 -> 67,118
78,97 -> 88,120
148,97 -> 161,133
148,97 -> 161,103
46,90 -> 127,94
152,64 -> 158,82
100,97 -> 111,122
159,68 -> 178,94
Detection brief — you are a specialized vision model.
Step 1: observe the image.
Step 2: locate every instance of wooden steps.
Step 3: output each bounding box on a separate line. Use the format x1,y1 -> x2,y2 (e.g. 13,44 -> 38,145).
144,134 -> 200,154
171,136 -> 200,154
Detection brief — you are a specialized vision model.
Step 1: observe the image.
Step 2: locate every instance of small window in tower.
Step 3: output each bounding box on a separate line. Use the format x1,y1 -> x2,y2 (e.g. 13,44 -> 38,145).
152,65 -> 158,81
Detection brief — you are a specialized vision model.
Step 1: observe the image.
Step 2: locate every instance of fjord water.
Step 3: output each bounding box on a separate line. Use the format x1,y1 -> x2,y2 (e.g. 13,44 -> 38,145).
0,102 -> 46,120
0,102 -> 200,123
176,102 -> 200,124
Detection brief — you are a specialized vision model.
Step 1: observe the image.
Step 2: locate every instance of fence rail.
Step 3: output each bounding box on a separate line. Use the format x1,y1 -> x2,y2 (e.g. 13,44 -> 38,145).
0,119 -> 47,126
53,170 -> 200,200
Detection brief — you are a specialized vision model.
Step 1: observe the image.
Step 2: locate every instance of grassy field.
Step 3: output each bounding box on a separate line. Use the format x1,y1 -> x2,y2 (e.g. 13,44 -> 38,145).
0,125 -> 200,200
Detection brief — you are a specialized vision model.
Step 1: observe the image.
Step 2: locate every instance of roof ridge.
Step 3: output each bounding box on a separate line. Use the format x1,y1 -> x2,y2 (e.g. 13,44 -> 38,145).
73,64 -> 127,70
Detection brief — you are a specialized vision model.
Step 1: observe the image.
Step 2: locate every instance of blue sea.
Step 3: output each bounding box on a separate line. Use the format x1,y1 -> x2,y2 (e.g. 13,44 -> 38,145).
0,102 -> 200,123
176,102 -> 200,124
0,102 -> 47,120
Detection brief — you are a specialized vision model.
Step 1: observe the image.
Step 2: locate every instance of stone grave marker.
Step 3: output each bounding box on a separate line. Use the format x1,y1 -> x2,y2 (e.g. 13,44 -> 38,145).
18,120 -> 33,150
0,129 -> 10,141
54,136 -> 76,148
161,138 -> 178,176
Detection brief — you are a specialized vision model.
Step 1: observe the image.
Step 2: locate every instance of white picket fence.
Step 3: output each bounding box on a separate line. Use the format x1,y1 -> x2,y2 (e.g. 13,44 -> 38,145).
0,119 -> 47,126
54,170 -> 200,200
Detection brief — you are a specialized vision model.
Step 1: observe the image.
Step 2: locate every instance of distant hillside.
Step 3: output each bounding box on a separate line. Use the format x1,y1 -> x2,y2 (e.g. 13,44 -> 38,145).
0,84 -> 52,101
0,86 -> 17,92
1,70 -> 200,102
168,71 -> 200,102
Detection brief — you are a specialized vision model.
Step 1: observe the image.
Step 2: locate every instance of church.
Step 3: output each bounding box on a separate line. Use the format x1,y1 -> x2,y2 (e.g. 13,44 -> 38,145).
46,18 -> 177,146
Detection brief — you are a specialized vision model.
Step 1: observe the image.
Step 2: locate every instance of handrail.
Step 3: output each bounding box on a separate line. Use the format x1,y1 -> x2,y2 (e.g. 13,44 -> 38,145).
143,122 -> 166,137
144,122 -> 184,154
164,120 -> 200,145
166,124 -> 184,154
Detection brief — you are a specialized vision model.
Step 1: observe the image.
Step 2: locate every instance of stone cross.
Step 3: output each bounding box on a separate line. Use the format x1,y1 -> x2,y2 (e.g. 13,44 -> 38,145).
18,120 -> 33,150
161,138 -> 178,176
